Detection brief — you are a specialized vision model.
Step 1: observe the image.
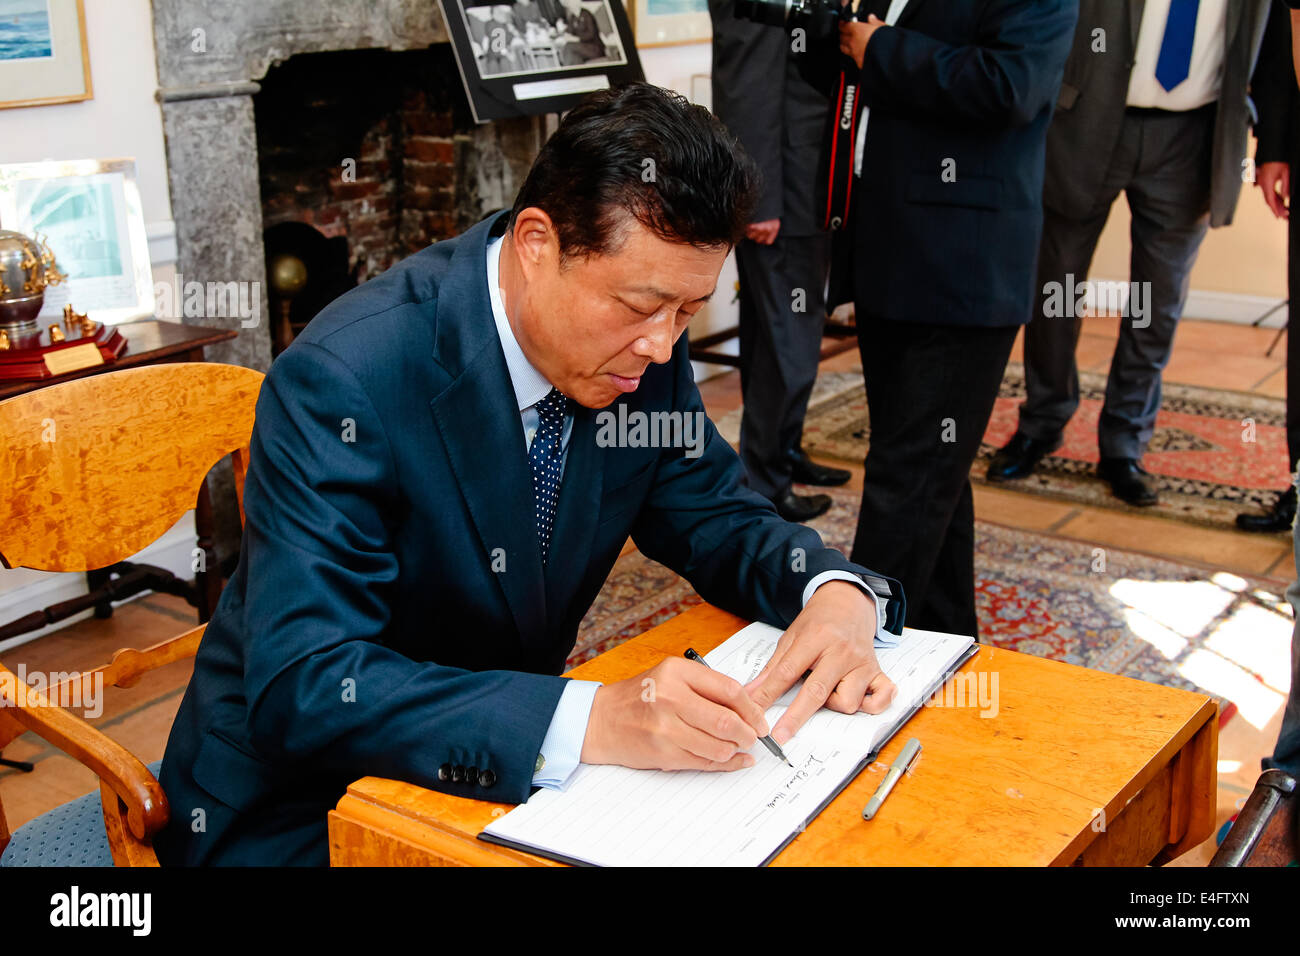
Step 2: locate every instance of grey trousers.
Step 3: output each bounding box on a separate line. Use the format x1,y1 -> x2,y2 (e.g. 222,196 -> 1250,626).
1019,105 -> 1215,459
736,232 -> 830,499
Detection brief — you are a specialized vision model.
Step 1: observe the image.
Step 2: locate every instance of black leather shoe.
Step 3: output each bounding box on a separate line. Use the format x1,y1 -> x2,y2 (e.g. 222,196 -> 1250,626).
1097,457 -> 1159,506
985,431 -> 1062,482
773,488 -> 832,522
1236,485 -> 1297,533
788,446 -> 851,486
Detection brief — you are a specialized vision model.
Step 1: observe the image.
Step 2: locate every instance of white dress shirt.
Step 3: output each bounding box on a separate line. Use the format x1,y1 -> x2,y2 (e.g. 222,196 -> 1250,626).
487,235 -> 596,790
1126,0 -> 1229,110
486,236 -> 896,791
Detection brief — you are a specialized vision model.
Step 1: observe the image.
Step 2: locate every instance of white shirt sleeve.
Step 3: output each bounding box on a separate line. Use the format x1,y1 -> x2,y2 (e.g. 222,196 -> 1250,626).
801,570 -> 901,647
531,678 -> 601,789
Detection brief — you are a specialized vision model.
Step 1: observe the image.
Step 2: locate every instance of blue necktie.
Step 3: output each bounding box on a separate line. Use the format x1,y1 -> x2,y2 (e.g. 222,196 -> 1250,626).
1154,0 -> 1200,92
528,387 -> 568,563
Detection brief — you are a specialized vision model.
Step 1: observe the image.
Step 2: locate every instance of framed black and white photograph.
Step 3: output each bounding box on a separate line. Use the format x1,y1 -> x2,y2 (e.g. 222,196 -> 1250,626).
439,0 -> 643,122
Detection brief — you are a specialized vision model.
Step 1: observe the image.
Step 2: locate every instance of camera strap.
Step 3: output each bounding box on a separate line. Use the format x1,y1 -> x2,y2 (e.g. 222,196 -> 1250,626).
819,62 -> 861,232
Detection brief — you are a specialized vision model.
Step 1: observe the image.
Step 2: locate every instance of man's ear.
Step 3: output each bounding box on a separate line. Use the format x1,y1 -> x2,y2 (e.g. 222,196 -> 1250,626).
511,207 -> 559,274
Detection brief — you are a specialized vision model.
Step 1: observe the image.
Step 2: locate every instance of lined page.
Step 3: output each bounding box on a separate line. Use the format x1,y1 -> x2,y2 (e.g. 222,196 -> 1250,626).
483,623 -> 974,866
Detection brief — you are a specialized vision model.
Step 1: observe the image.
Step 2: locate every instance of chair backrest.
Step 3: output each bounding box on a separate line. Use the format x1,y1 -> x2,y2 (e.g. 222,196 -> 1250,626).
0,361 -> 263,865
0,362 -> 263,572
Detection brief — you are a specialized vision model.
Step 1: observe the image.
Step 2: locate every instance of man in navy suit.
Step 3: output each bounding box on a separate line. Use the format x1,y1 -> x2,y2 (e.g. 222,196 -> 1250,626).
837,0 -> 1077,636
155,83 -> 905,865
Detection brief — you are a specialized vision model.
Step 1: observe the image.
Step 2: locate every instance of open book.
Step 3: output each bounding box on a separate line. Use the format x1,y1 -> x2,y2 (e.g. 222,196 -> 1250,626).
480,622 -> 977,866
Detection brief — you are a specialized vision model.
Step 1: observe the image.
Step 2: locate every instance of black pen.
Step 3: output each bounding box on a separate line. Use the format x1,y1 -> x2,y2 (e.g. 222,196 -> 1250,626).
684,647 -> 793,767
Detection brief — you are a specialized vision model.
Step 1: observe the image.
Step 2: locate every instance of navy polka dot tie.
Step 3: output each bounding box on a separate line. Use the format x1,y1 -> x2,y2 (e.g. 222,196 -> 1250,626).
529,387 -> 568,563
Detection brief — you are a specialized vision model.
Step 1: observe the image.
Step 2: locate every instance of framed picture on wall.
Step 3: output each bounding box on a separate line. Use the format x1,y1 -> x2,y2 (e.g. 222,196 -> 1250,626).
0,0 -> 92,110
439,0 -> 645,123
630,0 -> 710,48
0,158 -> 155,325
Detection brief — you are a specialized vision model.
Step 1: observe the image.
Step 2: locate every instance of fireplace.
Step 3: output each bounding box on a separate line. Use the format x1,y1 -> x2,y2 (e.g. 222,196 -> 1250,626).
151,0 -> 546,558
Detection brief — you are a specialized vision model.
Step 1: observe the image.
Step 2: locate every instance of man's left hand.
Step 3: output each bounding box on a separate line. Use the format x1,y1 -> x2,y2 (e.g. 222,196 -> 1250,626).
745,580 -> 896,746
838,14 -> 886,70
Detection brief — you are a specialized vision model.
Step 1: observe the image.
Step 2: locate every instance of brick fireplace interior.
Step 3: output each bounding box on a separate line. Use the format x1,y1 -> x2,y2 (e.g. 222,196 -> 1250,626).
254,44 -> 537,351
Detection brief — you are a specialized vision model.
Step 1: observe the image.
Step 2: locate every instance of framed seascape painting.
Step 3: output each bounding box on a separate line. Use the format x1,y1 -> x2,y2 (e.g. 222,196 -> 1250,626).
630,0 -> 710,47
439,0 -> 645,122
0,159 -> 155,325
0,0 -> 92,110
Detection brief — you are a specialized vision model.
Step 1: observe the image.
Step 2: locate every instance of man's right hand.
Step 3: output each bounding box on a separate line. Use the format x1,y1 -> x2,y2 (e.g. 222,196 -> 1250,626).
1257,161 -> 1290,220
580,657 -> 769,771
745,219 -> 781,245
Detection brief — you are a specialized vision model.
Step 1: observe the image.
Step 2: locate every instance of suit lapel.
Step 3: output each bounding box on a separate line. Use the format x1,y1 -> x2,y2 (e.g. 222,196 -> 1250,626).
892,0 -> 922,28
428,212 -> 548,647
1128,0 -> 1146,54
1225,0 -> 1248,61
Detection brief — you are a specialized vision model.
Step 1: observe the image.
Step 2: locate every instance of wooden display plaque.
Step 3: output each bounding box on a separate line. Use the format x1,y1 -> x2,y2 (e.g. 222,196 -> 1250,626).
0,323 -> 128,382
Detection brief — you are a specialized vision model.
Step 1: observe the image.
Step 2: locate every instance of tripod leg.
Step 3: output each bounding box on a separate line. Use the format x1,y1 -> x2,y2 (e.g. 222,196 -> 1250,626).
1267,317 -> 1289,359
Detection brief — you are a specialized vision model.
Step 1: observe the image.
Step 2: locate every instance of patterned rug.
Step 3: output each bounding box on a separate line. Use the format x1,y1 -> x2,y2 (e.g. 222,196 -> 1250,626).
572,488 -> 1296,726
713,363 -> 1294,531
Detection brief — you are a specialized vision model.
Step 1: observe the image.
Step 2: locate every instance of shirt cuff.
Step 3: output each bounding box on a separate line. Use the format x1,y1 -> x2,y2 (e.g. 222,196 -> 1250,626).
802,570 -> 900,647
531,679 -> 601,790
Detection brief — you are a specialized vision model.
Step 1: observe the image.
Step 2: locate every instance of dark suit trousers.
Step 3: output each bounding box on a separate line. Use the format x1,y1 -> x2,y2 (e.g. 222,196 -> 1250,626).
1019,105 -> 1215,459
849,317 -> 1018,638
737,232 -> 830,499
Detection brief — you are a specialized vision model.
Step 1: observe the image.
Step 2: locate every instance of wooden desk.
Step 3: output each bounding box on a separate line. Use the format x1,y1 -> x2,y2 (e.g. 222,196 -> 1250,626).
329,604 -> 1218,866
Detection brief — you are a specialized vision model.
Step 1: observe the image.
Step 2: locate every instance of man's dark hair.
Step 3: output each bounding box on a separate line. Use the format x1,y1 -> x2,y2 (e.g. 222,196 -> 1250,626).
509,82 -> 759,260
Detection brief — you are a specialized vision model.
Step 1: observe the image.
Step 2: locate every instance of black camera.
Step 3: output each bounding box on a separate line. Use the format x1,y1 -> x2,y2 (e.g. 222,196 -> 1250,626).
733,0 -> 856,40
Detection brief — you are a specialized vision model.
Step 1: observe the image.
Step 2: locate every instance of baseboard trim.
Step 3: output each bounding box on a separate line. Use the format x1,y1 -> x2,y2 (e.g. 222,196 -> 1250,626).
0,513 -> 198,654
1087,278 -> 1287,328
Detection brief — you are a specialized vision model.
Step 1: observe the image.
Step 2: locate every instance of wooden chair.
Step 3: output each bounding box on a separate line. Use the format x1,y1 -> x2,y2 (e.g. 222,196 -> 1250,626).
1209,769 -> 1298,866
0,362 -> 263,866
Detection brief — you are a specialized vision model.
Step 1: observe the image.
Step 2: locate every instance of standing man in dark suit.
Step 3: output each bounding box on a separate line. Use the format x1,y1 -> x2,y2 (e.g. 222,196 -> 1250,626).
988,0 -> 1271,506
154,84 -> 905,866
838,0 -> 1076,636
708,0 -> 851,523
1238,0 -> 1300,532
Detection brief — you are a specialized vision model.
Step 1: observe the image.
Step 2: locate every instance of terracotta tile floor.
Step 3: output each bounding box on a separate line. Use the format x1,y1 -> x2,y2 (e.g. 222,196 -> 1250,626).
1,317 -> 1291,867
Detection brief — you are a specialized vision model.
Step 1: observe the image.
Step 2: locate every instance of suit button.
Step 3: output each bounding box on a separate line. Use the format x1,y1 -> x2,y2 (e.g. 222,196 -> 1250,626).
451,764 -> 465,783
438,763 -> 451,782
479,769 -> 497,788
465,765 -> 478,784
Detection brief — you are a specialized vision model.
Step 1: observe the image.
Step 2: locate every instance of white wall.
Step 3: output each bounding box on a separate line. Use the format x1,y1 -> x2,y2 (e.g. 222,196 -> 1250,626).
0,0 -> 177,267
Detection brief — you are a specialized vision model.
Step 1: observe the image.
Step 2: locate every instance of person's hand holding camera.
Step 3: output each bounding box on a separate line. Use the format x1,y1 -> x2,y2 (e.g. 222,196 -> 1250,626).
838,13 -> 886,69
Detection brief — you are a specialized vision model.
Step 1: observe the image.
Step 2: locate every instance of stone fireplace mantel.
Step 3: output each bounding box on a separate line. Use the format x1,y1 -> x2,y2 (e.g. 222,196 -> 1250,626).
149,0 -> 522,561
153,1 -> 448,92
150,0 -> 453,374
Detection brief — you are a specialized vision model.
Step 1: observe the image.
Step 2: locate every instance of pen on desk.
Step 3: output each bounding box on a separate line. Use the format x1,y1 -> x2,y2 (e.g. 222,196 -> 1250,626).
683,647 -> 793,767
862,737 -> 922,820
